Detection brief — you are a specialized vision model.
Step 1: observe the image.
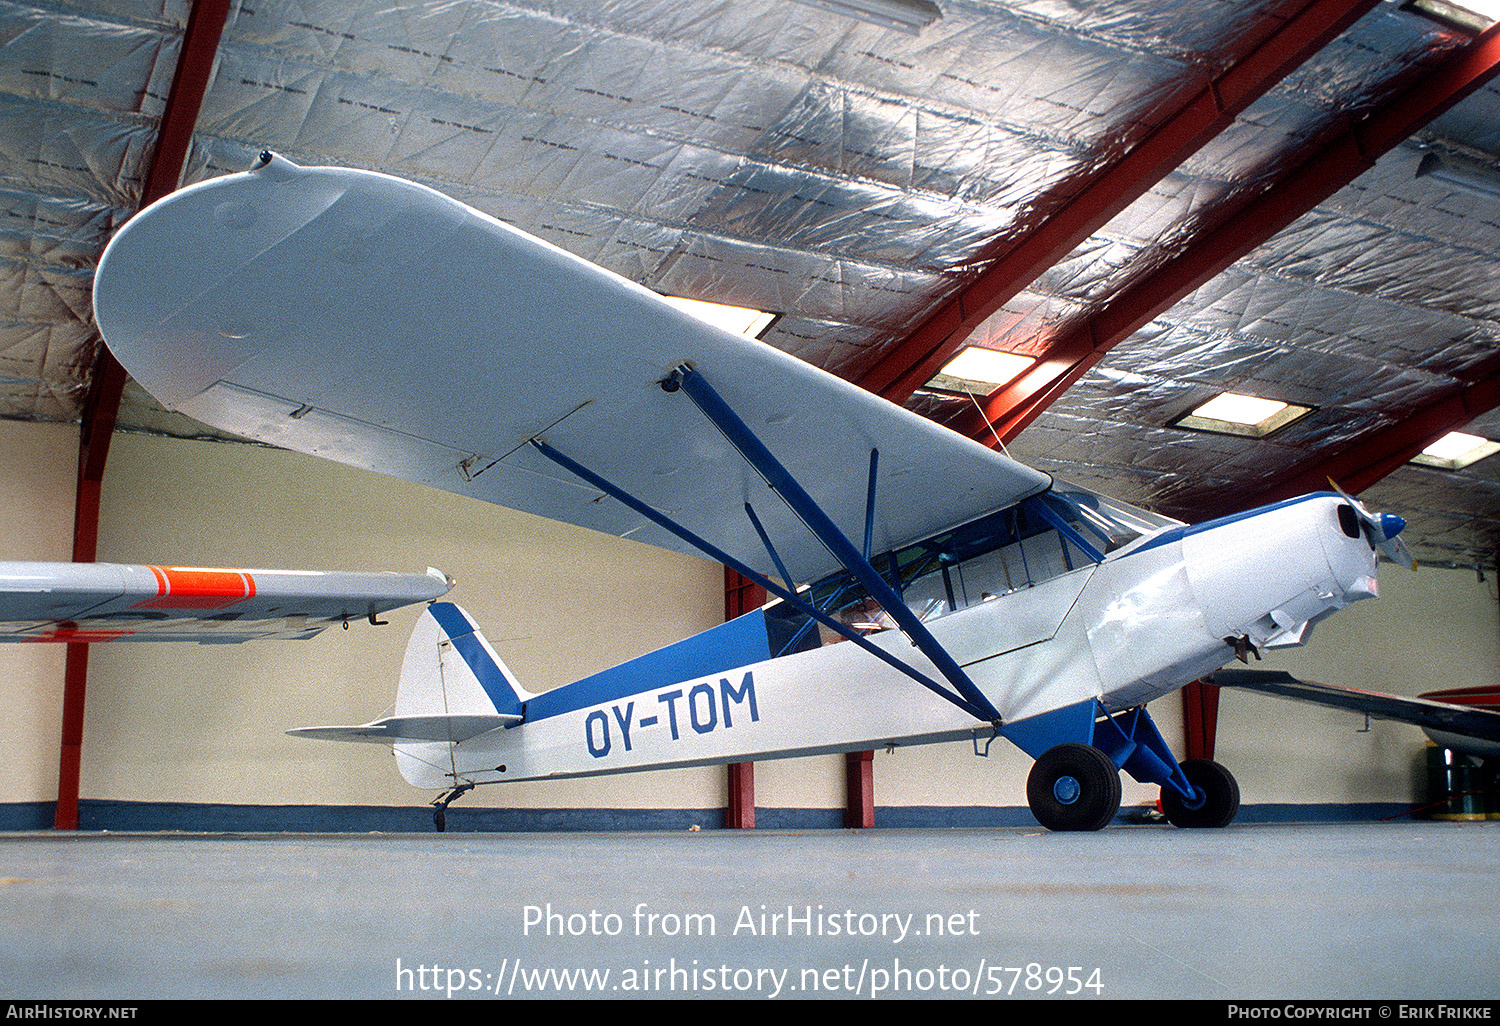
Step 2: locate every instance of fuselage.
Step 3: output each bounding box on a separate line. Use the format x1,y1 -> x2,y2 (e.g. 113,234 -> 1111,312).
396,492 -> 1379,790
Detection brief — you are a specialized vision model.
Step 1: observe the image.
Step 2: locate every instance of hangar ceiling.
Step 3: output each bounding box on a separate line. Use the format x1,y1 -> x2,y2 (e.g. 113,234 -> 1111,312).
6,0 -> 1500,569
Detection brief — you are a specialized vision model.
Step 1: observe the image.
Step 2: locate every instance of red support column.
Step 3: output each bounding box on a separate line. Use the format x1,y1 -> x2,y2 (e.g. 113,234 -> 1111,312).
53,0 -> 231,831
725,762 -> 755,829
723,568 -> 766,828
1181,681 -> 1221,762
856,0 -> 1379,404
844,750 -> 874,828
54,355 -> 123,830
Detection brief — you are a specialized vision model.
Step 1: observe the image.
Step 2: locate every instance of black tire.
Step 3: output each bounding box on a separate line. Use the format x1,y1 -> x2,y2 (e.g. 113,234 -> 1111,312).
1161,759 -> 1240,828
434,807 -> 447,832
1026,743 -> 1122,832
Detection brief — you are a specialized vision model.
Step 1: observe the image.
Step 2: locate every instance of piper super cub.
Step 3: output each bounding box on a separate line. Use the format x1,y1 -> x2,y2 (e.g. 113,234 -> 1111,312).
90,154 -> 1416,832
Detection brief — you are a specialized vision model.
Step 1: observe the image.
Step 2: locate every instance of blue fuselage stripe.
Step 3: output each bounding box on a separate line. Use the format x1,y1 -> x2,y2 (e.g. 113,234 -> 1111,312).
522,610 -> 775,723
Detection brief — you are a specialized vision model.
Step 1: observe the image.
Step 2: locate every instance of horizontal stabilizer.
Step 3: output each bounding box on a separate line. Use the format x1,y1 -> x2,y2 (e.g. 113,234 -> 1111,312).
287,713 -> 519,744
1213,670 -> 1500,747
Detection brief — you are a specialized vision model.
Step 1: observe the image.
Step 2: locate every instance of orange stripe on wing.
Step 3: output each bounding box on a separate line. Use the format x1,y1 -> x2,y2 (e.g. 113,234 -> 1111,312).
132,566 -> 254,610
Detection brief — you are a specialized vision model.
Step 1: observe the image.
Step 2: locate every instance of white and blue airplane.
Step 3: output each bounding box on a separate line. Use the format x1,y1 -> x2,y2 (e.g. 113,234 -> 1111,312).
91,154 -> 1427,832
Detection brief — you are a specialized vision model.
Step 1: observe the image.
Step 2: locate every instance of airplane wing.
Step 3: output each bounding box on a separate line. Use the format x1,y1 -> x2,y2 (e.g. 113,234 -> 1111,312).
1212,669 -> 1500,760
0,562 -> 452,643
92,154 -> 1051,584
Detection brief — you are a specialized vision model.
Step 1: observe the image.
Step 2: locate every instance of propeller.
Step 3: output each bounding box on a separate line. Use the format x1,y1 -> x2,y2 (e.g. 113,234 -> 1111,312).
1328,479 -> 1415,569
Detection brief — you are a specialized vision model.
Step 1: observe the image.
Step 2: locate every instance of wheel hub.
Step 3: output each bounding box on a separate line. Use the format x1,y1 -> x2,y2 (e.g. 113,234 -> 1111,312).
1053,775 -> 1081,805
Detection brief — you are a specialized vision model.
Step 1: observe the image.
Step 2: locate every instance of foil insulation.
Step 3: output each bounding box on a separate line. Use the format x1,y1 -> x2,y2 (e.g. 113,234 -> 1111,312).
0,0 -> 185,420
1,0 -> 1496,566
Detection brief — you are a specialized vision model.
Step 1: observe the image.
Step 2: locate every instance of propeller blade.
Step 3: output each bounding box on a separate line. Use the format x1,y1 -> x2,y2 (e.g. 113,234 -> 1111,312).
1327,479 -> 1414,569
1378,532 -> 1415,570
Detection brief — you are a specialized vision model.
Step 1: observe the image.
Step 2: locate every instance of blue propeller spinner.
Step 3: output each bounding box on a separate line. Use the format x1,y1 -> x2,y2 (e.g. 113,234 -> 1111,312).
1330,480 -> 1414,569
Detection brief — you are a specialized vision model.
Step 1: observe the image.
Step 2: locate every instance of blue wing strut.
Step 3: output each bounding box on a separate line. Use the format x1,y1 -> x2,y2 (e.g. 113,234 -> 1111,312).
664,363 -> 1003,724
528,437 -> 993,722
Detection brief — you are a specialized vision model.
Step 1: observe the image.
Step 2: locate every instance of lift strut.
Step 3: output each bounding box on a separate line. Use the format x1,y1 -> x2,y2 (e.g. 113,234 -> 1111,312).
528,437 -> 992,721
664,363 -> 1002,724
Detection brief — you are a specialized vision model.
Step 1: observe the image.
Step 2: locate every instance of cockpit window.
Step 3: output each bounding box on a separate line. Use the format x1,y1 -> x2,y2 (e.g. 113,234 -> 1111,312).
1040,484 -> 1180,554
761,484 -> 1179,656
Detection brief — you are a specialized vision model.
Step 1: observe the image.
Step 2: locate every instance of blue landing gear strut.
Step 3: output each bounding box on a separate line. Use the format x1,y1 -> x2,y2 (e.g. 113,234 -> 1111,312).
1003,700 -> 1239,831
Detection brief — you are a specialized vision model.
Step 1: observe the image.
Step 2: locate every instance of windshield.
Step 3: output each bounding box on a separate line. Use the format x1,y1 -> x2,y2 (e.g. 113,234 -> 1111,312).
1041,482 -> 1181,554
761,484 -> 1180,657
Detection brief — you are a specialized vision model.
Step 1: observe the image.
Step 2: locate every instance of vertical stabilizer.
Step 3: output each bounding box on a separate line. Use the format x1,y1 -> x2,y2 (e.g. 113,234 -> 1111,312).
396,602 -> 533,719
394,602 -> 530,789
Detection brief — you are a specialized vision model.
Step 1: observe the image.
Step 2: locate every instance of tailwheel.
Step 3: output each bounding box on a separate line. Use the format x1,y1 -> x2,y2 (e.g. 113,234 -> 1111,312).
431,783 -> 475,833
1161,759 -> 1240,828
1026,743 -> 1121,832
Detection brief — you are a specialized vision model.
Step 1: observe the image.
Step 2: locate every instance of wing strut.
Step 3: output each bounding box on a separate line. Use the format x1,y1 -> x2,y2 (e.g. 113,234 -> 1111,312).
744,501 -> 795,595
528,437 -> 993,721
663,364 -> 1003,724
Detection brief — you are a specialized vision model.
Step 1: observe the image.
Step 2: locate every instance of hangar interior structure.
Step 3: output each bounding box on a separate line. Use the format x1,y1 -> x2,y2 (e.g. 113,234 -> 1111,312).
2,0 -> 1499,832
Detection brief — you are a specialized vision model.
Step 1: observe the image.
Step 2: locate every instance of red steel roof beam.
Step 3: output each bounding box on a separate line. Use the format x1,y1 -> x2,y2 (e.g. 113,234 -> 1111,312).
76,0 -> 232,487
56,0 -> 231,832
856,0 -> 1381,404
1236,358 -> 1500,509
962,21 -> 1500,448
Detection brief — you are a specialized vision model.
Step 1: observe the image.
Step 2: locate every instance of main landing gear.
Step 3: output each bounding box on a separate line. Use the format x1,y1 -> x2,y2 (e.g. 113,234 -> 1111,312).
1012,702 -> 1241,832
431,783 -> 474,832
1023,744 -> 1241,831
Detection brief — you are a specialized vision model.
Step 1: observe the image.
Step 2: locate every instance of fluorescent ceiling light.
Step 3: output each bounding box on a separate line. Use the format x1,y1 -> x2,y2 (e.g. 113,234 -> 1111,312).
661,296 -> 776,339
1404,0 -> 1500,32
1172,392 -> 1313,439
785,0 -> 943,35
1411,431 -> 1500,470
926,347 -> 1034,394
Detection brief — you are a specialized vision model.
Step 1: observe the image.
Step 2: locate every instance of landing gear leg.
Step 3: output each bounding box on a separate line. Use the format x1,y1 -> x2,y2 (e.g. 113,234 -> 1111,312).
431,784 -> 474,833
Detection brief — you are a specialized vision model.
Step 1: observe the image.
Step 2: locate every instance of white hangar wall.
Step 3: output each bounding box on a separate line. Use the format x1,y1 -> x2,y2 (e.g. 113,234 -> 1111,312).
0,421 -> 78,805
3,423 -> 1495,820
83,430 -> 729,810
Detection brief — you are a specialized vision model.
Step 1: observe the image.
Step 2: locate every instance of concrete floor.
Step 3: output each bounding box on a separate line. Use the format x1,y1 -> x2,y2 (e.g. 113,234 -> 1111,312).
0,821 -> 1495,1000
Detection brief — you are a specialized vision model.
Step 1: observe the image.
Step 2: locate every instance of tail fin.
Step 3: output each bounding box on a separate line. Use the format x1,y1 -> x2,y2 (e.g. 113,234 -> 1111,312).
396,601 -> 534,721
387,602 -> 530,789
